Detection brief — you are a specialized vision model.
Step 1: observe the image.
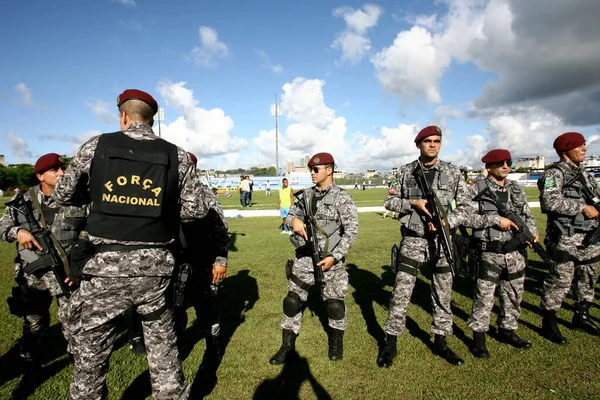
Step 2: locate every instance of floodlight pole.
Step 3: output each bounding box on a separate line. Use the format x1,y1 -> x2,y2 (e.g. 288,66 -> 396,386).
154,108 -> 165,138
270,95 -> 283,176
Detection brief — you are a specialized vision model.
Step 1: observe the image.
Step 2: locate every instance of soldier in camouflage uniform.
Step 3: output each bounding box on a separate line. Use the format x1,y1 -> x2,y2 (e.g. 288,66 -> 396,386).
269,152 -> 358,364
175,152 -> 229,369
377,126 -> 471,368
462,149 -> 536,358
53,89 -> 215,400
0,153 -> 87,397
538,132 -> 600,344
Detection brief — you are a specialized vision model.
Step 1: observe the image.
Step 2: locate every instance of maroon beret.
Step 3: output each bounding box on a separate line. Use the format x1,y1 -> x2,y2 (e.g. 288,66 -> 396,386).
308,152 -> 335,167
553,132 -> 585,153
34,153 -> 66,174
117,89 -> 158,114
482,149 -> 512,164
414,125 -> 442,143
187,152 -> 198,165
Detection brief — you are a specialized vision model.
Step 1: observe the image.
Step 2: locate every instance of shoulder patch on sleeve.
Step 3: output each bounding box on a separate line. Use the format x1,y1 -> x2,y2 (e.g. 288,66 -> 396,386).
544,177 -> 558,191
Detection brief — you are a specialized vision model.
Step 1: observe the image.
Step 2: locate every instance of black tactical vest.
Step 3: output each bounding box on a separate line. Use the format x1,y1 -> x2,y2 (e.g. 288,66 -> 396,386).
87,131 -> 179,242
472,179 -> 509,242
540,161 -> 591,233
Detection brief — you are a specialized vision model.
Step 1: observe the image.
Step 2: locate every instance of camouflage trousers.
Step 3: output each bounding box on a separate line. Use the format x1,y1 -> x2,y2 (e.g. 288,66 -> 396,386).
67,276 -> 189,400
15,267 -> 71,359
541,235 -> 600,310
467,251 -> 526,332
384,236 -> 454,337
281,256 -> 349,335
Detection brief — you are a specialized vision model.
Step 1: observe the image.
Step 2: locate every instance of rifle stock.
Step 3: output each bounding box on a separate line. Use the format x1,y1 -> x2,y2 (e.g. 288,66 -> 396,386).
474,185 -> 556,269
414,161 -> 456,276
295,189 -> 325,296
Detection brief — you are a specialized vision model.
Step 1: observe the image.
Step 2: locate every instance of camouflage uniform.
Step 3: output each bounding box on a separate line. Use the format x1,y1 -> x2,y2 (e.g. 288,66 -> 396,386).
176,180 -> 229,345
281,184 -> 358,334
0,185 -> 86,361
462,177 -> 537,333
53,122 -> 214,400
538,160 -> 600,311
383,159 -> 471,337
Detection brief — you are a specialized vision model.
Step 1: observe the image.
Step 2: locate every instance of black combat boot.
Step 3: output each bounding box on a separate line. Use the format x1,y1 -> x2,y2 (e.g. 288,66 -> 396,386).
328,328 -> 344,361
433,335 -> 464,366
572,302 -> 600,336
471,331 -> 490,359
542,309 -> 567,345
498,328 -> 532,349
376,334 -> 398,368
269,329 -> 297,365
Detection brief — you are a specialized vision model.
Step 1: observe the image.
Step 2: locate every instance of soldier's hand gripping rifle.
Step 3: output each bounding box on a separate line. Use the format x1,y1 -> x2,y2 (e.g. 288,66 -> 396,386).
295,189 -> 325,296
473,184 -> 556,269
414,161 -> 456,276
5,193 -> 71,298
568,172 -> 600,246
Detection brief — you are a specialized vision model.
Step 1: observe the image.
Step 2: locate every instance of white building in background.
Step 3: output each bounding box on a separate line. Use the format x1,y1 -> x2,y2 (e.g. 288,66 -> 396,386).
582,155 -> 600,168
299,155 -> 310,168
513,156 -> 545,170
333,170 -> 345,180
364,169 -> 379,178
0,155 -> 5,167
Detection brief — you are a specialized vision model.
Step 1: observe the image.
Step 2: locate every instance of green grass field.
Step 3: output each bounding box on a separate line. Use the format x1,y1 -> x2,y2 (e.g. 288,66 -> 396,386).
1,188 -> 599,399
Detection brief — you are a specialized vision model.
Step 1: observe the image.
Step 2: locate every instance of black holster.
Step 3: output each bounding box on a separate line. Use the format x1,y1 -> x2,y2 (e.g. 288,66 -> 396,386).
70,238 -> 96,279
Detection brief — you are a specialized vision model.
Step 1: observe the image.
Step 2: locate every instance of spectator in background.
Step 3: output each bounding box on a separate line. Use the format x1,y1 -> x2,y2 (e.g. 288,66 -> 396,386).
240,176 -> 251,207
277,178 -> 293,234
266,180 -> 271,196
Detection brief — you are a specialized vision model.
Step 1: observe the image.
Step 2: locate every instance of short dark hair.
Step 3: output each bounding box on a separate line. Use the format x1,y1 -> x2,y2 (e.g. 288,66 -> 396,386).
119,99 -> 155,125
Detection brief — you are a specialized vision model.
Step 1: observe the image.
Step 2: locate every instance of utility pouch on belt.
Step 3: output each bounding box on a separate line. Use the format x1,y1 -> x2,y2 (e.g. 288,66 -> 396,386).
69,238 -> 96,279
391,244 -> 399,274
173,263 -> 191,307
285,259 -> 294,280
7,287 -> 26,317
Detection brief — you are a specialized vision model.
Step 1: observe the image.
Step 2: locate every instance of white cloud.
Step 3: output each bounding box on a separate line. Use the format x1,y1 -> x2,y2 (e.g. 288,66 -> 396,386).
436,105 -> 462,119
256,50 -> 283,73
189,26 -> 229,67
114,0 -> 135,7
14,82 -> 35,106
43,130 -> 101,155
373,0 -> 600,125
87,100 -> 119,125
331,4 -> 382,64
349,124 -> 421,170
372,26 -> 451,102
252,78 -> 350,170
156,81 -> 246,157
5,131 -> 33,163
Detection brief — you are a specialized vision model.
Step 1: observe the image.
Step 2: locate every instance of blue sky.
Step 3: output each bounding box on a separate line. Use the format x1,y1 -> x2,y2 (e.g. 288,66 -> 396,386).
2,0 -> 600,172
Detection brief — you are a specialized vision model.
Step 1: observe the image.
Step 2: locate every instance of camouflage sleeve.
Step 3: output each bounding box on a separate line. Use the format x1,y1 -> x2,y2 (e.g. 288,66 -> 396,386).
448,177 -> 500,229
53,136 -> 100,205
384,166 -> 413,214
198,185 -> 229,266
179,149 -> 210,221
539,168 -> 585,216
0,206 -> 19,242
330,191 -> 359,262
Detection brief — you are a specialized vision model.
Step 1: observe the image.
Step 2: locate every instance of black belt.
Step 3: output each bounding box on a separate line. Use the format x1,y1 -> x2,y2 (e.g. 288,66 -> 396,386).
480,264 -> 526,282
95,244 -> 169,253
473,241 -> 509,254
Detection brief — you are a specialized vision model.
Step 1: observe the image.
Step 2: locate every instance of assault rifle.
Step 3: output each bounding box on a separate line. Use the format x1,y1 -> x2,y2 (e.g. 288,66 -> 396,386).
295,189 -> 325,296
568,172 -> 600,246
5,193 -> 71,298
473,184 -> 556,269
413,161 -> 456,276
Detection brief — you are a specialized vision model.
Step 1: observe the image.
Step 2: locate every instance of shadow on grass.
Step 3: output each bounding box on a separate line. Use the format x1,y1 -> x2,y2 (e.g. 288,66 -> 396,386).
187,269 -> 259,398
253,350 -> 332,400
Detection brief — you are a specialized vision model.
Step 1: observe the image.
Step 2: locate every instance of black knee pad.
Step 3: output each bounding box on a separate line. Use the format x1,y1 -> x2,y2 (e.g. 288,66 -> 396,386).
283,292 -> 302,317
326,299 -> 345,320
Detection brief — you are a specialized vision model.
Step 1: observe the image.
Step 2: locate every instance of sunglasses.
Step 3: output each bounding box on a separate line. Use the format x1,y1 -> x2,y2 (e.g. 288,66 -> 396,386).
490,160 -> 512,168
49,166 -> 67,172
310,166 -> 325,173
